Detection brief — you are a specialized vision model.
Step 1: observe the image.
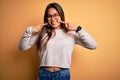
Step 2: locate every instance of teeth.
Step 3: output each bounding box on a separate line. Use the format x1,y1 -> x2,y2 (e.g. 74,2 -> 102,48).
51,21 -> 57,25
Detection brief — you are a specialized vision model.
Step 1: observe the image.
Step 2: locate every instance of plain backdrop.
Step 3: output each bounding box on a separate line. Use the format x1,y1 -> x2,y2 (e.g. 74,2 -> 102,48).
0,0 -> 120,80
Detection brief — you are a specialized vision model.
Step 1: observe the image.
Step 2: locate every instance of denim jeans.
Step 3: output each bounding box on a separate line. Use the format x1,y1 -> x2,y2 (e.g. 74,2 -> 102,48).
38,67 -> 70,80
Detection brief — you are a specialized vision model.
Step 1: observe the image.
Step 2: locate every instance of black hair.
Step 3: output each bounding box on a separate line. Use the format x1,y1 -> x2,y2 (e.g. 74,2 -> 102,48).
36,2 -> 68,54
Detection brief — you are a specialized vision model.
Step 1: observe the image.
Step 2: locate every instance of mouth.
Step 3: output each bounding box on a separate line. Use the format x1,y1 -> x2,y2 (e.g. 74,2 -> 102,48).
51,21 -> 58,25
48,20 -> 61,29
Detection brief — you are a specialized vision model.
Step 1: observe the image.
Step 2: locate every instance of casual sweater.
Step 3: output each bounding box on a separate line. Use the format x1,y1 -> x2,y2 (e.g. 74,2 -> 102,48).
19,26 -> 97,68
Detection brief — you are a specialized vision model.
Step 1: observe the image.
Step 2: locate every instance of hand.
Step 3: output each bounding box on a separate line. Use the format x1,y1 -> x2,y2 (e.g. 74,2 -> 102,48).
60,21 -> 77,31
33,23 -> 48,33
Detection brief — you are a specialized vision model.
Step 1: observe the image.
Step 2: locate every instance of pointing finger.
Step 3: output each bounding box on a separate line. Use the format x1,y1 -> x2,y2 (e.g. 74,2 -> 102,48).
39,23 -> 48,28
60,21 -> 68,24
42,23 -> 48,26
60,21 -> 69,28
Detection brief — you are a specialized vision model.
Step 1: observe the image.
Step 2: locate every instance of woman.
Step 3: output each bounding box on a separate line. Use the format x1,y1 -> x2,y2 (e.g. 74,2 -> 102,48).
19,2 -> 97,80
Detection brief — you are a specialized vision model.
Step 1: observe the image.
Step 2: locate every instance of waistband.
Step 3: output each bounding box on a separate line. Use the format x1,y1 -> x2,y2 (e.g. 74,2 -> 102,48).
40,66 -> 69,73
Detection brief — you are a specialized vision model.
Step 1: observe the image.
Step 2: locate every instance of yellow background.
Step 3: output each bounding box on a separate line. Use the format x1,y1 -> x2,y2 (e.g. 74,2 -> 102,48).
0,0 -> 120,80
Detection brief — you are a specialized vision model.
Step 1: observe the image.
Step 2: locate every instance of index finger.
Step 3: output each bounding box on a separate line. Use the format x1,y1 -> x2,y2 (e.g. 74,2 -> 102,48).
42,23 -> 48,26
60,21 -> 68,24
60,21 -> 70,28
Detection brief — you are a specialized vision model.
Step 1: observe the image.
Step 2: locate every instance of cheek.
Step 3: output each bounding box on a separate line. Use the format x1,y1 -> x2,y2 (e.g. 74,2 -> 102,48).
58,17 -> 62,22
47,20 -> 51,24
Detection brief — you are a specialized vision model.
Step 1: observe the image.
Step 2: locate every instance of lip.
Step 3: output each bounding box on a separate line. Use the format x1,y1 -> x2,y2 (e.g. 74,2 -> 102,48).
51,21 -> 57,25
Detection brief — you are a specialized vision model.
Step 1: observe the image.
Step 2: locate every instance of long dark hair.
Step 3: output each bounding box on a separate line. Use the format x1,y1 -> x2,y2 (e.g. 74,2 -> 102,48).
36,2 -> 68,53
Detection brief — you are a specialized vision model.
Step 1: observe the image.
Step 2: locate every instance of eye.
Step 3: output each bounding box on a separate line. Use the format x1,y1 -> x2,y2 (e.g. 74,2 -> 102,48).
47,15 -> 51,18
47,13 -> 59,19
53,14 -> 59,17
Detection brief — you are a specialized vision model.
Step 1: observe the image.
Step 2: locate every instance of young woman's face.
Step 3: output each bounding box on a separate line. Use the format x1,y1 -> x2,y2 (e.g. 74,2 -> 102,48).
47,8 -> 61,29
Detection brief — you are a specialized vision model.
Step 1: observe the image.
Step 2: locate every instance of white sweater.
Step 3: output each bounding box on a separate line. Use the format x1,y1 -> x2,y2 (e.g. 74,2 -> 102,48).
19,26 -> 97,68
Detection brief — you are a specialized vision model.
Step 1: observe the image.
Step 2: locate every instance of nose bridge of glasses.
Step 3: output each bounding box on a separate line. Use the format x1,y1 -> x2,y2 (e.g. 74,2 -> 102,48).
48,13 -> 59,19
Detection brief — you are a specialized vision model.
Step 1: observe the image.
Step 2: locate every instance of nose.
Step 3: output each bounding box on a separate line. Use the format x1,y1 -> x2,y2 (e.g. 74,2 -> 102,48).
51,16 -> 55,20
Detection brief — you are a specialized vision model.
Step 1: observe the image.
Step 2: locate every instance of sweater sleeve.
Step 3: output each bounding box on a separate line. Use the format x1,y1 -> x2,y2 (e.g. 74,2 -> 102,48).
19,26 -> 38,51
75,28 -> 97,50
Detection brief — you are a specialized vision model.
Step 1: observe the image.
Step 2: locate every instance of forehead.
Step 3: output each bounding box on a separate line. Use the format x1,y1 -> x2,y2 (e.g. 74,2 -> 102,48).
48,8 -> 58,15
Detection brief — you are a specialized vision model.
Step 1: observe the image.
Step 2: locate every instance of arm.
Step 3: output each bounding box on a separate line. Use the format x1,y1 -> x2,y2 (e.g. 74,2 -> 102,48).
60,21 -> 97,49
75,28 -> 97,50
19,26 -> 38,51
19,23 -> 47,51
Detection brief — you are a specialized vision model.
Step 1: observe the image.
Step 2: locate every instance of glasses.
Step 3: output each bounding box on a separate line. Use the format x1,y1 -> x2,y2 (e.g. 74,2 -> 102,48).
47,13 -> 60,19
